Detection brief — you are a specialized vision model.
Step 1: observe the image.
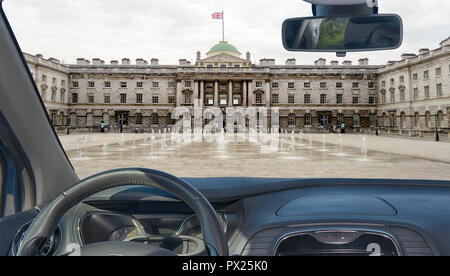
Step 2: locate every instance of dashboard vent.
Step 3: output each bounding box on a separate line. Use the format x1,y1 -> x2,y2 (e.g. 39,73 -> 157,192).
390,226 -> 433,256
242,227 -> 284,256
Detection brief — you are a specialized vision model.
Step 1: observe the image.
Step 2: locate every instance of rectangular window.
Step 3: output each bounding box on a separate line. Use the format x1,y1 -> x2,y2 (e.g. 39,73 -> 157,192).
271,94 -> 279,104
399,76 -> 404,83
382,93 -> 386,104
42,75 -> 47,82
168,81 -> 175,88
52,78 -> 57,84
288,94 -> 295,104
424,86 -> 430,99
185,81 -> 191,88
436,67 -> 442,76
369,95 -> 375,105
104,81 -> 111,88
414,88 -> 419,100
71,93 -> 78,103
413,74 -> 418,81
272,82 -> 279,88
352,82 -> 359,89
320,94 -> 327,104
207,64 -> 213,68
424,71 -> 429,79
120,82 -> 127,88
61,80 -> 66,87
120,93 -> 127,103
288,82 -> 295,89
336,82 -> 343,89
400,91 -> 405,102
320,82 -> 327,89
88,81 -> 95,88
136,93 -> 143,103
353,96 -> 359,104
51,91 -> 56,102
390,79 -> 395,86
104,94 -> 111,104
381,81 -> 386,88
368,82 -> 375,89
390,92 -> 395,103
255,93 -> 262,104
304,94 -> 311,104
255,81 -> 263,88
137,82 -> 144,88
152,82 -> 159,88
437,84 -> 443,97
304,82 -> 311,89
152,96 -> 159,104
336,94 -> 343,104
87,93 -> 94,104
72,81 -> 79,88
168,95 -> 175,104
234,64 -> 241,68
234,83 -> 241,89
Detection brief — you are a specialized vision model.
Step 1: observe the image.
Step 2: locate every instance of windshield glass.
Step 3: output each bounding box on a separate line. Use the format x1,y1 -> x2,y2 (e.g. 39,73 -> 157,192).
4,0 -> 450,181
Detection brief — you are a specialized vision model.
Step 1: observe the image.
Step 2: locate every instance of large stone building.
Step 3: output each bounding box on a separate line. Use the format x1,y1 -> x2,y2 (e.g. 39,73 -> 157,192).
25,38 -> 450,135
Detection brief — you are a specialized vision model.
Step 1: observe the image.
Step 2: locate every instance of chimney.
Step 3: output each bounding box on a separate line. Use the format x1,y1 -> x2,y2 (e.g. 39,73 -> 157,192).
314,58 -> 326,65
419,48 -> 430,55
285,58 -> 296,66
401,53 -> 416,60
77,58 -> 86,65
330,60 -> 339,66
342,60 -> 352,66
260,59 -> 275,66
151,58 -> 159,66
358,58 -> 369,65
122,58 -> 130,65
136,58 -> 148,65
179,59 -> 190,66
92,58 -> 102,65
110,60 -> 119,65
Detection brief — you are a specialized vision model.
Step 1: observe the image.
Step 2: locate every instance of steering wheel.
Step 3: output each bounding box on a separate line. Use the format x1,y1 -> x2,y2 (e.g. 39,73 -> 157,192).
16,168 -> 229,256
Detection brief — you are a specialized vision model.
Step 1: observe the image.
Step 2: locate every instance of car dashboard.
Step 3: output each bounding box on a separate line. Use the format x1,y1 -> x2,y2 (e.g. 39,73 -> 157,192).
11,178 -> 450,256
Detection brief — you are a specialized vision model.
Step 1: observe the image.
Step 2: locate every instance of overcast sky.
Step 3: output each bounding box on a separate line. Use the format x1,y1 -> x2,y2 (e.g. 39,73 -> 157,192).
3,0 -> 449,66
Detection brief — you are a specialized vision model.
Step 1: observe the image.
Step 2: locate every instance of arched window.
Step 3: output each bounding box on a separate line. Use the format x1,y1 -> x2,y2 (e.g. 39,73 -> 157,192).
151,113 -> 159,125
353,114 -> 360,127
70,113 -> 77,127
390,114 -> 396,127
103,114 -> 110,126
337,114 -> 344,125
86,113 -> 94,127
414,113 -> 420,128
304,113 -> 312,126
425,112 -> 431,128
288,113 -> 296,126
400,112 -> 406,129
167,113 -> 175,125
370,114 -> 377,127
136,113 -> 143,125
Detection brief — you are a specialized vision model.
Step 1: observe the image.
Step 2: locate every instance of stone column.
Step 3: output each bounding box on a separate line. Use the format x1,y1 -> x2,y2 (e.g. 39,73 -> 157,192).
194,80 -> 199,103
176,80 -> 182,107
214,80 -> 219,107
200,80 -> 205,107
265,80 -> 271,107
228,80 -> 233,107
248,80 -> 253,106
243,80 -> 247,107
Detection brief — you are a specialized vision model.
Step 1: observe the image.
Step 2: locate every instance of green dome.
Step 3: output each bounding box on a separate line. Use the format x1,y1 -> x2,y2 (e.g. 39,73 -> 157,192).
206,41 -> 241,57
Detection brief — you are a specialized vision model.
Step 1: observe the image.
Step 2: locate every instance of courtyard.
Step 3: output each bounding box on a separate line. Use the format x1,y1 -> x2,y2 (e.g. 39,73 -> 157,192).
61,133 -> 450,180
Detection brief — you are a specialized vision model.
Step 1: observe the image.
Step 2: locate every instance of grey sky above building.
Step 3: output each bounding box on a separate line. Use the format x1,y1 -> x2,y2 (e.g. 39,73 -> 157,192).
3,0 -> 449,65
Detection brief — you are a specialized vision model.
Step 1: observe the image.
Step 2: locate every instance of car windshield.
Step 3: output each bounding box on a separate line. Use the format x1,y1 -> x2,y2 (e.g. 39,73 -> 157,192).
4,0 -> 450,181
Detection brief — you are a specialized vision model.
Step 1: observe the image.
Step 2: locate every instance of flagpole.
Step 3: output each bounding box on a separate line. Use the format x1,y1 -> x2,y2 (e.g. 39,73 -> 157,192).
222,10 -> 225,42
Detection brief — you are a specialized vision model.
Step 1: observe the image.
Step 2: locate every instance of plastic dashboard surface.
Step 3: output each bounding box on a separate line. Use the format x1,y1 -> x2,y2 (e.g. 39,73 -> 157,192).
57,178 -> 450,256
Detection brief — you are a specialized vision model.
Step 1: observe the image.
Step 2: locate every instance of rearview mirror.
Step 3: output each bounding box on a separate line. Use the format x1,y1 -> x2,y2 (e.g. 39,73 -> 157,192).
282,14 -> 403,53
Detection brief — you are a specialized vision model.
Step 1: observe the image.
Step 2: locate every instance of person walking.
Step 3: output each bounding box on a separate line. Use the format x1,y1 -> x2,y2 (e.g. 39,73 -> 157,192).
100,121 -> 105,133
341,122 -> 346,134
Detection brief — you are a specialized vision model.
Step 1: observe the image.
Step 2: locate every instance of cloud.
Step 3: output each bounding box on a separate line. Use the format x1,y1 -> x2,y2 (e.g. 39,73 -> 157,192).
3,0 -> 449,65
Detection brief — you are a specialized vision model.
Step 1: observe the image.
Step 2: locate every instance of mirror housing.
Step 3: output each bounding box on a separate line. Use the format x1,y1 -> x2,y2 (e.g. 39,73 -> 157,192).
282,14 -> 403,54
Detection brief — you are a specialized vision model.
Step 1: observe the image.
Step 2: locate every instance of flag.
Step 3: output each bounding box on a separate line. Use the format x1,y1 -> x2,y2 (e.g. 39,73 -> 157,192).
212,12 -> 223,20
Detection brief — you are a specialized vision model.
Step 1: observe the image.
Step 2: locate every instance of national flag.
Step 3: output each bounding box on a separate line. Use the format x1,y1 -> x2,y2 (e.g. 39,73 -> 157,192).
212,12 -> 223,20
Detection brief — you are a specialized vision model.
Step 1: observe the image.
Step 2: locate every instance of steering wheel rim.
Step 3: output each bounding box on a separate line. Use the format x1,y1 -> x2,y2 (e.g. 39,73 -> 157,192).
16,168 -> 229,256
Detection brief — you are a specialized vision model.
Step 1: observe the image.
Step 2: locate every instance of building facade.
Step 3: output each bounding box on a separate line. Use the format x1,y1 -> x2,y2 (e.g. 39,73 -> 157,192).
25,38 -> 450,135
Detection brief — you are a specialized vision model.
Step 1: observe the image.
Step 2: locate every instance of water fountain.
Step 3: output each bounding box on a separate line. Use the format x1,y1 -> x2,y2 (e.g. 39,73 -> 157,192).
361,136 -> 368,161
119,133 -> 124,146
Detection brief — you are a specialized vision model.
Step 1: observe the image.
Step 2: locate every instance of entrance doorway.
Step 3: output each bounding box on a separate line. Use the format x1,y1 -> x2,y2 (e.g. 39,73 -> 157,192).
319,114 -> 329,128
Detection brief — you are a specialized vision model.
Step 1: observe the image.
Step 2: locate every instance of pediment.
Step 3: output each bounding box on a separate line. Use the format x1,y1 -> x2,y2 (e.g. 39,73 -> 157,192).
198,53 -> 247,64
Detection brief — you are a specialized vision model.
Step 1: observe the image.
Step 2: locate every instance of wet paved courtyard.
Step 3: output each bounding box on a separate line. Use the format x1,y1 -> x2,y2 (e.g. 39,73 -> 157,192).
63,133 -> 450,180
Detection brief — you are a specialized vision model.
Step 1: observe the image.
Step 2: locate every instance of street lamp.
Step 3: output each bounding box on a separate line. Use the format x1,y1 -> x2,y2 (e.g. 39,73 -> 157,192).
435,113 -> 440,142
